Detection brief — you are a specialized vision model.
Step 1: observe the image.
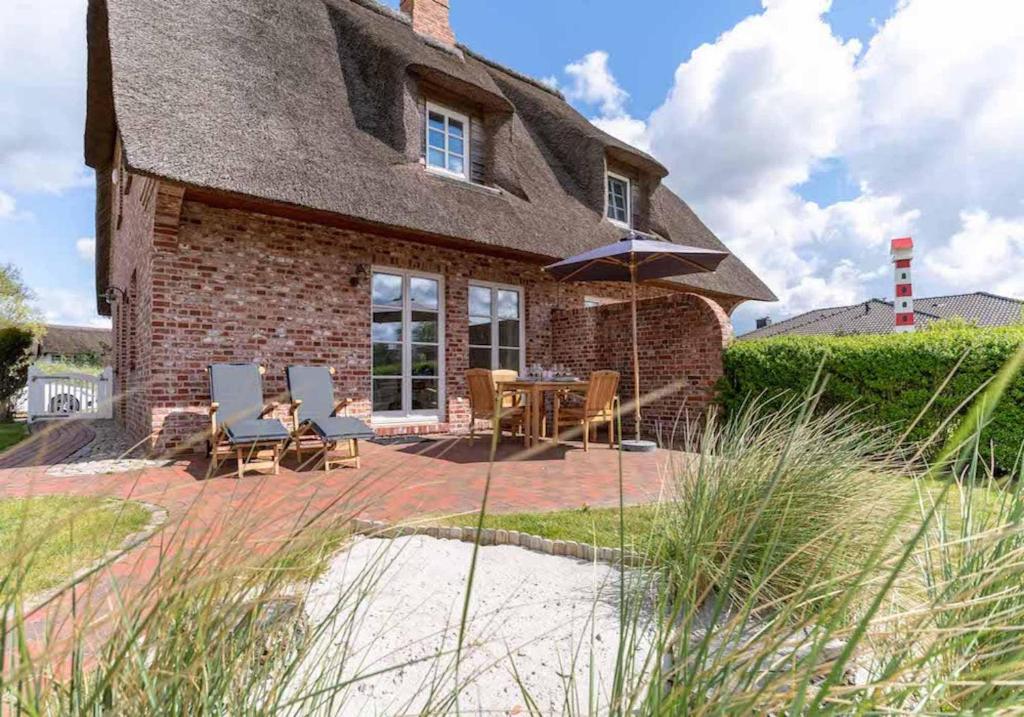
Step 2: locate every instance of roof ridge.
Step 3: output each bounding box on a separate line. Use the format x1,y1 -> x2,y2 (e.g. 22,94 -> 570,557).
343,0 -> 563,98
922,290 -> 1024,304
460,45 -> 565,100
744,303 -> 855,337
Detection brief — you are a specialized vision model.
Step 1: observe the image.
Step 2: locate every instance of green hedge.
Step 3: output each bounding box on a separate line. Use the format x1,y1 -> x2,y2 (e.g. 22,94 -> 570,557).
719,325 -> 1024,472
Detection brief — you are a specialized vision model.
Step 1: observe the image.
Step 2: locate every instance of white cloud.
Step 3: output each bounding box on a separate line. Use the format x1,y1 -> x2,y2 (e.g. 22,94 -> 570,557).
32,287 -> 109,328
0,0 -> 91,194
0,190 -> 14,219
564,51 -> 630,117
925,210 -> 1024,298
75,237 -> 95,260
591,116 -> 651,153
554,0 -> 1024,329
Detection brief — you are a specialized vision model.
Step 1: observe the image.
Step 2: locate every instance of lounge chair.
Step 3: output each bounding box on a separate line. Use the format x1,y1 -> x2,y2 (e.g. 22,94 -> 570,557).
553,370 -> 620,451
287,365 -> 375,471
207,363 -> 291,478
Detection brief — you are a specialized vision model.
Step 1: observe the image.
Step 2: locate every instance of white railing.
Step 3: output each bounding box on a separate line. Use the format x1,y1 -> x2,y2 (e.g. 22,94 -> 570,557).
26,366 -> 113,423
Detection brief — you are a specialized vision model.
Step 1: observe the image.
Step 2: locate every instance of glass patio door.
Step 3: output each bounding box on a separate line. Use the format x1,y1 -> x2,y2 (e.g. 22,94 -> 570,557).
371,270 -> 443,421
468,282 -> 523,372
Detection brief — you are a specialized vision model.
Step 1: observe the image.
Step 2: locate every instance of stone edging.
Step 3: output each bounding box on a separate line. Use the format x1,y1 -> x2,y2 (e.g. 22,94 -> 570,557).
351,519 -> 649,568
24,499 -> 169,612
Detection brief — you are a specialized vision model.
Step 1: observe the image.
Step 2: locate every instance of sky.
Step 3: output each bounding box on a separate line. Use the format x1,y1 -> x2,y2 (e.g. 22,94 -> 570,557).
1,1 -> 1022,333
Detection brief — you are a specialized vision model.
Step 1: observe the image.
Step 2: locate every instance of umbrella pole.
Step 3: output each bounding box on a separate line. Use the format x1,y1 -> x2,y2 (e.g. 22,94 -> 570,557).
631,264 -> 641,443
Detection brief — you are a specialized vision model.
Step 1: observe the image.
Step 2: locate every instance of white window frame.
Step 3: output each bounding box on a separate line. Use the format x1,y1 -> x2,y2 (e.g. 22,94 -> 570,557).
370,267 -> 446,424
425,101 -> 470,181
468,280 -> 526,375
606,171 -> 632,228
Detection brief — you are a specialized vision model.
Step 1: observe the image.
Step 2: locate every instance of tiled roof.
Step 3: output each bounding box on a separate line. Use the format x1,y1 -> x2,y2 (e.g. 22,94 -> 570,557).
740,292 -> 1023,340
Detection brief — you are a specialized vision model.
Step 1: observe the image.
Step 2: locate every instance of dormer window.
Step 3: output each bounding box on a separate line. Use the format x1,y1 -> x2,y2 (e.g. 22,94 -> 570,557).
606,172 -> 631,227
426,102 -> 468,180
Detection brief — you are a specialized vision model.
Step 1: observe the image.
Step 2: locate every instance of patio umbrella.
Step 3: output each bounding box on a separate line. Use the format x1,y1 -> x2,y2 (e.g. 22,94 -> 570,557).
544,231 -> 728,450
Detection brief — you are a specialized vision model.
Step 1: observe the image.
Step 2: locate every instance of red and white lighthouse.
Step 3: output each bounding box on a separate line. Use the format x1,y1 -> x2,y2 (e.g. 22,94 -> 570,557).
891,236 -> 915,333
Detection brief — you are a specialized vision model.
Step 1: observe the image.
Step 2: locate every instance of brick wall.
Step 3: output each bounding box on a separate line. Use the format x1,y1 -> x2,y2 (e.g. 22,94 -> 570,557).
551,293 -> 732,443
136,200 -> 673,451
109,184 -> 736,452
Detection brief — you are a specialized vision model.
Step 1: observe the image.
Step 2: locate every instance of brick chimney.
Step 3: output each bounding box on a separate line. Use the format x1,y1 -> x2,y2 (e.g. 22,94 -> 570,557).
400,0 -> 455,45
891,236 -> 915,333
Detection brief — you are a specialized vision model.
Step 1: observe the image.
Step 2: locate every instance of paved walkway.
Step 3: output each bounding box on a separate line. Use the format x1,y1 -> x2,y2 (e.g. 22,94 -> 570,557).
0,421 -> 95,469
1,433 -> 683,667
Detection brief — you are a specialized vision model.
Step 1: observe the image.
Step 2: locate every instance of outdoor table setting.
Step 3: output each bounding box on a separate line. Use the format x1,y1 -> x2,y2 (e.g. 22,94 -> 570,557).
497,365 -> 587,448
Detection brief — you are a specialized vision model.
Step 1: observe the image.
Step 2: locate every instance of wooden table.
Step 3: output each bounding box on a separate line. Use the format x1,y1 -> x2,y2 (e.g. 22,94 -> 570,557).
498,379 -> 589,448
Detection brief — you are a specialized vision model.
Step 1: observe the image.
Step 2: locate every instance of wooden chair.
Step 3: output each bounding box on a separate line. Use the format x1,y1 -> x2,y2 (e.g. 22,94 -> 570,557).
467,368 -> 526,445
286,365 -> 375,471
208,363 -> 291,478
553,370 -> 620,451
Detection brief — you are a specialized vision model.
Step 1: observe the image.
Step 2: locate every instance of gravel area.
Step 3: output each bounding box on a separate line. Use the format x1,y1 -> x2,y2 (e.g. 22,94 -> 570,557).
298,535 -> 657,715
46,420 -> 173,476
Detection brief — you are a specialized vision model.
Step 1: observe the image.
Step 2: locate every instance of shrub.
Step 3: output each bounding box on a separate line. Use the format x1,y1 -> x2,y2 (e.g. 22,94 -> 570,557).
720,325 -> 1024,472
0,325 -> 34,420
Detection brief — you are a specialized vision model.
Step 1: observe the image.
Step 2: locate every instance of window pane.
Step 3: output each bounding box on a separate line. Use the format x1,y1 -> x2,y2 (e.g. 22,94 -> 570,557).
428,112 -> 445,132
428,148 -> 446,168
372,310 -> 402,342
448,118 -> 464,138
469,286 -> 491,317
469,315 -> 491,346
372,343 -> 401,376
498,319 -> 520,347
411,345 -> 438,376
448,155 -> 464,175
469,347 -> 491,369
499,349 -> 520,372
497,290 -> 519,319
372,273 -> 403,306
411,311 -> 438,343
410,277 -> 438,310
373,379 -> 402,412
428,129 -> 445,149
449,137 -> 464,156
411,379 -> 439,411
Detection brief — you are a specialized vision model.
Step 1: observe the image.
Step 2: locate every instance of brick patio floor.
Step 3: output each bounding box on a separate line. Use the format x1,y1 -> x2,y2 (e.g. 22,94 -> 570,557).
1,428 -> 686,665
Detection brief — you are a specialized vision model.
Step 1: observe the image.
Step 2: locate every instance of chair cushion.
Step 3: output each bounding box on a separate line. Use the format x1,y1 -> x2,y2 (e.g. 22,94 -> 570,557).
286,366 -> 337,421
306,416 -> 375,441
209,364 -> 265,427
224,419 -> 291,444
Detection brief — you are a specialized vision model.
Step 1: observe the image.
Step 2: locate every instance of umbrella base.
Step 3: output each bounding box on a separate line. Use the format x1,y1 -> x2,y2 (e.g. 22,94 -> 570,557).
621,439 -> 657,453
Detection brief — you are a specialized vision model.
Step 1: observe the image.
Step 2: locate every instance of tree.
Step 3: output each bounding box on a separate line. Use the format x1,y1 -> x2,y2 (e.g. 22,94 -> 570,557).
0,263 -> 41,330
0,325 -> 34,420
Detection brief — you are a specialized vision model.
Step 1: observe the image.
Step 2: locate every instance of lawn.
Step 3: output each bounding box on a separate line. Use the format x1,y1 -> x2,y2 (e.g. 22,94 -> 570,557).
439,503 -> 665,552
439,477 -> 1003,551
0,421 -> 28,452
0,496 -> 151,594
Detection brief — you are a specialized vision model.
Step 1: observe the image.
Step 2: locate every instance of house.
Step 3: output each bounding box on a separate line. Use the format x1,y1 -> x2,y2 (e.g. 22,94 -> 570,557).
84,0 -> 775,451
33,324 -> 112,365
741,292 -> 1023,340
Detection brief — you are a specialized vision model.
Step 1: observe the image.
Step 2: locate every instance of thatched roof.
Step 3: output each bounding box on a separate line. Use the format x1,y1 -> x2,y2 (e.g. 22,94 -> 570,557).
85,0 -> 776,311
36,324 -> 112,360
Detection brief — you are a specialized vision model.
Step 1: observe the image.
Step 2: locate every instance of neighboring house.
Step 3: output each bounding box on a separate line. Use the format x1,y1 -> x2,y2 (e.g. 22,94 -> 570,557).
33,324 -> 112,365
741,292 -> 1023,340
84,0 -> 775,451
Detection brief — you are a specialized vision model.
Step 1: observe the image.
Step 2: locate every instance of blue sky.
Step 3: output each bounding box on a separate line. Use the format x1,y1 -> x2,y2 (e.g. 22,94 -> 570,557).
2,0 -> 1021,333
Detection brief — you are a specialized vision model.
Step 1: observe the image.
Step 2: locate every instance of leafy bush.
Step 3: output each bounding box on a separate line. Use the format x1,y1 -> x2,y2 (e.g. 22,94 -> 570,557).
0,325 -> 34,420
720,325 -> 1024,472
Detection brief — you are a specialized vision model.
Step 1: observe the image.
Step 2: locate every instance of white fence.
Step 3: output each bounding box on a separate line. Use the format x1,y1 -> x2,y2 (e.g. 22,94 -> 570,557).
26,366 -> 113,423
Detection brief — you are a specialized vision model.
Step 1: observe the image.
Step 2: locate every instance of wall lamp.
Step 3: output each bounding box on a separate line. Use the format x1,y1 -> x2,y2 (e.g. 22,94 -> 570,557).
103,286 -> 130,304
350,264 -> 370,288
